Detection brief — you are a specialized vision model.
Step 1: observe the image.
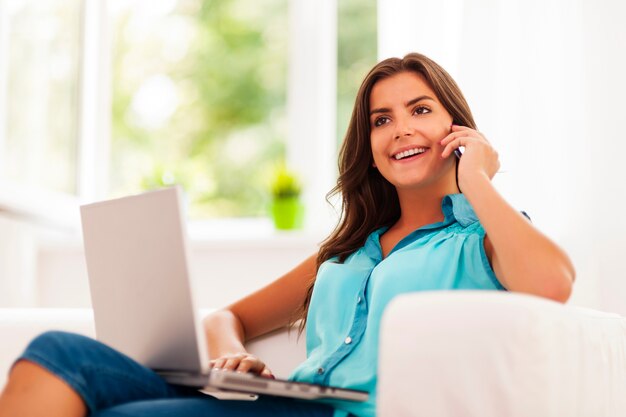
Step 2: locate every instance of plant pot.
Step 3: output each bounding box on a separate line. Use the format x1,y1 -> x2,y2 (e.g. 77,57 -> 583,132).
270,197 -> 304,230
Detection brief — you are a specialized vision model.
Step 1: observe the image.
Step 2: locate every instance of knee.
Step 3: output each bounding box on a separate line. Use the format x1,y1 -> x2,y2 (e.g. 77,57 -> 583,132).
27,331 -> 88,351
23,331 -> 96,365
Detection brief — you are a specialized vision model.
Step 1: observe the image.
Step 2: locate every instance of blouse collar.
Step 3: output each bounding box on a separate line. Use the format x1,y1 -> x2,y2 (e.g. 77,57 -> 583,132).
363,193 -> 478,261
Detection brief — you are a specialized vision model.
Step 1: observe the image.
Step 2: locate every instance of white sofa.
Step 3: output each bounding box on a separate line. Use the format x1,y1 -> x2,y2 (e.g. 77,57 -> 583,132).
1,291 -> 625,416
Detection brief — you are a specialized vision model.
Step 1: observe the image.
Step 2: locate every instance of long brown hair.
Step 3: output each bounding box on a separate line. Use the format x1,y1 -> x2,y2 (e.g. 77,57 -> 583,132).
292,52 -> 477,333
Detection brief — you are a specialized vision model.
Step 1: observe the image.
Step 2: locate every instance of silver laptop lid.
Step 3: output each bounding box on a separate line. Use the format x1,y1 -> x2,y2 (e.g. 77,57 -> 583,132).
80,187 -> 209,373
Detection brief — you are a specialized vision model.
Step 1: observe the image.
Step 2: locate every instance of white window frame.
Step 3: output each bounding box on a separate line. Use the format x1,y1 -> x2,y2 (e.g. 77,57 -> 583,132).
286,0 -> 338,237
77,0 -> 110,203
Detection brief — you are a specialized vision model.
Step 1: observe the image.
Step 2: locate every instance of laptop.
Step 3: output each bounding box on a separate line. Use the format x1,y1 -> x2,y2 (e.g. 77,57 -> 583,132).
80,186 -> 368,402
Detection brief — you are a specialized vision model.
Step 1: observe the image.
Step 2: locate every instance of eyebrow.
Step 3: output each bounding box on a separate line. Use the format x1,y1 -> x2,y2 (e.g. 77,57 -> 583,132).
369,95 -> 436,116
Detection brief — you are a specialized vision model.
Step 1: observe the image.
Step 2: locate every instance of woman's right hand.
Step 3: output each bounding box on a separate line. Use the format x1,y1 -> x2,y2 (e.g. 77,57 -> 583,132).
209,352 -> 275,379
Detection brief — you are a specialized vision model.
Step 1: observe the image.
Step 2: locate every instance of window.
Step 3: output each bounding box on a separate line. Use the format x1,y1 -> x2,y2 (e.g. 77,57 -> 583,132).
0,0 -> 377,229
0,0 -> 81,195
109,0 -> 288,219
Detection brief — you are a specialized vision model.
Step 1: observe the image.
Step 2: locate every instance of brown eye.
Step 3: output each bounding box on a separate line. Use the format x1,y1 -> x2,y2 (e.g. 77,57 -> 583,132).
414,106 -> 431,115
374,116 -> 389,127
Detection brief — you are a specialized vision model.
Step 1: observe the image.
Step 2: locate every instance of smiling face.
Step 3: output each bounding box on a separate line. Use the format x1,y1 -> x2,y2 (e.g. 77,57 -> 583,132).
369,71 -> 457,193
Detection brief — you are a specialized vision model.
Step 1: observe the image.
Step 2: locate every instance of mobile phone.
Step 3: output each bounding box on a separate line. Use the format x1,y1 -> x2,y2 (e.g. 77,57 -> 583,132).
454,147 -> 464,159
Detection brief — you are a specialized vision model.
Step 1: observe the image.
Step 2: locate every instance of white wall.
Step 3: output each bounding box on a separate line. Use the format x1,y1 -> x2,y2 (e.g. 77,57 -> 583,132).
378,0 -> 626,314
35,232 -> 319,309
0,217 -> 37,306
0,213 -> 320,309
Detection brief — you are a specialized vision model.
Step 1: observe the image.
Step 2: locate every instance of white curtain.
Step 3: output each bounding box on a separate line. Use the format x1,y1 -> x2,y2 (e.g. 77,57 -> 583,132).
378,0 -> 626,314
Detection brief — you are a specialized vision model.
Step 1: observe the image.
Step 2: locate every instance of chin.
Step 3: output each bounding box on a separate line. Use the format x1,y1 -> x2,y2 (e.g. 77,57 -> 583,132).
392,178 -> 429,190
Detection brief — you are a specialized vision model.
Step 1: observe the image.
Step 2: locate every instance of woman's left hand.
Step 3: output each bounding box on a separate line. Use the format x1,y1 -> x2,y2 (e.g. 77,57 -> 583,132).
440,124 -> 500,189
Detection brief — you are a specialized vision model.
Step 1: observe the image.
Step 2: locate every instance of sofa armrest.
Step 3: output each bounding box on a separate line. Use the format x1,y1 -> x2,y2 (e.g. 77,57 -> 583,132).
0,308 -> 95,388
245,326 -> 306,378
378,291 -> 626,417
198,309 -> 305,377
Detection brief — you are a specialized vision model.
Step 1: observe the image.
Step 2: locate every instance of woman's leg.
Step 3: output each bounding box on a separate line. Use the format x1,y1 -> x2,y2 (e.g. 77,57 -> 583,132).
0,360 -> 87,417
0,331 -> 189,417
93,395 -> 335,417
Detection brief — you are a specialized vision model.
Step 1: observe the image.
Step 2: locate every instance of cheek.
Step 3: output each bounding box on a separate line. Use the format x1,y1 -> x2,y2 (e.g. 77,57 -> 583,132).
370,150 -> 380,167
415,119 -> 449,141
369,135 -> 378,153
370,138 -> 386,164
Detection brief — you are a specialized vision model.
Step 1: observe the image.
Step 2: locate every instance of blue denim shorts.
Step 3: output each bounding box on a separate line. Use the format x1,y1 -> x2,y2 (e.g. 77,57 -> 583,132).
15,331 -> 336,417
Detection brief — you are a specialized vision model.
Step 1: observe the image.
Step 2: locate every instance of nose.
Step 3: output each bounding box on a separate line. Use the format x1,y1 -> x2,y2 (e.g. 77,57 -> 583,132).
393,116 -> 416,140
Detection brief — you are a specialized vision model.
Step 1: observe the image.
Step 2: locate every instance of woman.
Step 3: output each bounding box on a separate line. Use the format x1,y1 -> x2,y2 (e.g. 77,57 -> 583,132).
0,52 -> 575,417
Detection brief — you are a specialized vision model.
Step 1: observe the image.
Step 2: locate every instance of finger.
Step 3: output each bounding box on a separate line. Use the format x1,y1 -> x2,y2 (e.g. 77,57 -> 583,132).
235,357 -> 260,373
260,367 -> 275,379
440,130 -> 481,146
451,124 -> 474,131
442,132 -> 490,154
439,132 -> 455,146
223,357 -> 243,371
441,137 -> 471,158
212,358 -> 227,369
440,130 -> 463,145
452,124 -> 490,143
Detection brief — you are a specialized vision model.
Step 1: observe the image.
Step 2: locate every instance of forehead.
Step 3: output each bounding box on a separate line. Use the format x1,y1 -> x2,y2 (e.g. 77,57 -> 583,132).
369,71 -> 437,107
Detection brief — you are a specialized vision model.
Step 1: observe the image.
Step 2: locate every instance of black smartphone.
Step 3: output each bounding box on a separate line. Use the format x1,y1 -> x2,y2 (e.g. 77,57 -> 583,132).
454,147 -> 463,159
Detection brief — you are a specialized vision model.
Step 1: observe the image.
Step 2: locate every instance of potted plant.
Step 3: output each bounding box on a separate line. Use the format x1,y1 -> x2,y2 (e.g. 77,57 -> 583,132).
269,165 -> 304,230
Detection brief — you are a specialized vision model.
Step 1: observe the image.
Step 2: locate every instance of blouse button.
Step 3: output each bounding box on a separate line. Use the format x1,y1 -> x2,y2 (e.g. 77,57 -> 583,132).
344,336 -> 352,344
317,367 -> 325,374
357,296 -> 362,304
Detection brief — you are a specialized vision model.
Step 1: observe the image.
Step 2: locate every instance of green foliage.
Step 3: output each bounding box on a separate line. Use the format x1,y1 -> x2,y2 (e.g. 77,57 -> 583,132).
110,0 -> 287,218
270,164 -> 301,199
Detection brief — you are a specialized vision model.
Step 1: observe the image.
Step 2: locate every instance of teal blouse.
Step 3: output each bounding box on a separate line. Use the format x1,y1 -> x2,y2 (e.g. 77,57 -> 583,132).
289,193 -> 507,417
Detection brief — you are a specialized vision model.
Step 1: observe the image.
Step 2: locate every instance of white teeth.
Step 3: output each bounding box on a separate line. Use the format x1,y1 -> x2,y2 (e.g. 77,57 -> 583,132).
393,147 -> 426,160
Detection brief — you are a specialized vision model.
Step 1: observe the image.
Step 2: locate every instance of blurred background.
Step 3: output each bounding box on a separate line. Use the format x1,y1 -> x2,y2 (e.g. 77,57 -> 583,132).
0,0 -> 624,314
